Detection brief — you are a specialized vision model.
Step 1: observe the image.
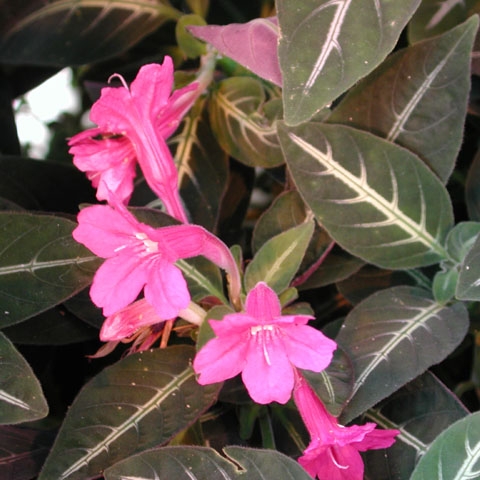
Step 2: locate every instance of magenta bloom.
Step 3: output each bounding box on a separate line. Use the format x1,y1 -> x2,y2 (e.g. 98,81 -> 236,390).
193,282 -> 337,404
73,203 -> 241,320
293,374 -> 399,480
69,57 -> 199,221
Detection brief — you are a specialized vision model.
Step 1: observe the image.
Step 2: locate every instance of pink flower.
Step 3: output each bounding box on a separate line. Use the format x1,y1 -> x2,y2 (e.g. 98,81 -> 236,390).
69,57 -> 200,221
100,298 -> 164,342
72,203 -> 241,321
193,282 -> 337,404
293,374 -> 399,480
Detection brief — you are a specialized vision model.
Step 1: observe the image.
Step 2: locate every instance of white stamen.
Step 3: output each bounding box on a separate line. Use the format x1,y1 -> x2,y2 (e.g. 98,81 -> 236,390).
250,325 -> 275,366
328,448 -> 349,470
108,73 -> 129,90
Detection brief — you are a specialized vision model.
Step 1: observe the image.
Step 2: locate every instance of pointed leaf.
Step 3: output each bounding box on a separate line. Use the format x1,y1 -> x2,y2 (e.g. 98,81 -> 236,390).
336,287 -> 469,423
298,250 -> 364,290
410,411 -> 480,480
0,0 -> 180,66
0,425 -> 55,480
278,122 -> 453,268
39,346 -> 220,480
277,0 -> 421,125
104,445 -> 312,479
244,220 -> 314,293
252,190 -> 307,253
188,17 -> 282,86
457,232 -> 480,300
302,346 -> 354,416
171,98 -> 229,231
364,372 -> 469,480
0,213 -> 101,327
466,148 -> 480,221
209,77 -> 284,168
2,306 -> 97,345
0,332 -> 48,424
408,0 -> 477,43
0,156 -> 96,213
329,16 -> 478,183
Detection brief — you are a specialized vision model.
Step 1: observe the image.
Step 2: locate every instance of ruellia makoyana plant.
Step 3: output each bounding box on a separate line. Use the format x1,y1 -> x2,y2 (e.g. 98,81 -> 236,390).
1,1 -> 480,479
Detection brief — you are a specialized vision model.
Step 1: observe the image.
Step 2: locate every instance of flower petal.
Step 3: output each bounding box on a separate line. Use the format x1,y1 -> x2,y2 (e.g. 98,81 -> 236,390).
144,260 -> 190,319
90,254 -> 148,316
100,298 -> 162,341
356,427 -> 400,451
282,324 -> 337,372
73,205 -> 141,258
242,333 -> 293,404
194,333 -> 247,384
130,61 -> 174,121
245,282 -> 281,322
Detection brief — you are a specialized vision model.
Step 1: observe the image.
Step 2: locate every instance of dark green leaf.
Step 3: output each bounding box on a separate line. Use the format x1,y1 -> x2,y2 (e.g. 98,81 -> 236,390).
278,122 -> 453,268
209,77 -> 284,168
244,220 -> 314,293
298,251 -> 365,290
172,98 -> 229,231
329,16 -> 478,183
410,411 -> 480,480
104,445 -> 313,479
457,232 -> 480,300
364,372 -> 468,480
277,0 -> 421,125
0,0 -> 181,66
302,346 -> 354,416
176,14 -> 207,58
337,265 -> 418,305
38,346 -> 220,480
337,287 -> 469,423
0,332 -> 48,424
252,190 -> 307,253
0,157 -> 96,213
0,213 -> 101,327
0,424 -> 55,480
466,149 -> 480,221
3,305 -> 97,345
408,0 -> 477,43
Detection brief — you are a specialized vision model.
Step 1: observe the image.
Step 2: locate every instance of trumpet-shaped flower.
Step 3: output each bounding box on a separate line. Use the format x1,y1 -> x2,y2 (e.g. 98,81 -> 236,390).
73,203 -> 241,320
293,373 -> 399,480
193,282 -> 337,404
69,57 -> 201,221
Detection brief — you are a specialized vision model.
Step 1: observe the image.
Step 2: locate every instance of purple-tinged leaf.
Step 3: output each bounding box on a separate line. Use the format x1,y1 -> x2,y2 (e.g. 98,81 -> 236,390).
188,17 -> 282,86
38,346 -> 220,480
0,332 -> 48,424
0,424 -> 55,480
337,287 -> 469,423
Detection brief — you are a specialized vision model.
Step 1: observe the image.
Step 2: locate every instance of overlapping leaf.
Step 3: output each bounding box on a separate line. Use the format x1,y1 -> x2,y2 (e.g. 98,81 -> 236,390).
336,287 -> 469,423
104,445 -> 312,479
244,220 -> 314,293
276,0 -> 421,125
0,332 -> 48,424
278,122 -> 453,269
329,16 -> 478,183
171,98 -> 228,231
39,346 -> 220,480
0,213 -> 101,327
457,233 -> 480,300
0,0 -> 180,66
302,347 -> 354,416
363,372 -> 468,480
408,0 -> 477,43
209,77 -> 284,168
410,411 -> 480,479
0,425 -> 55,480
